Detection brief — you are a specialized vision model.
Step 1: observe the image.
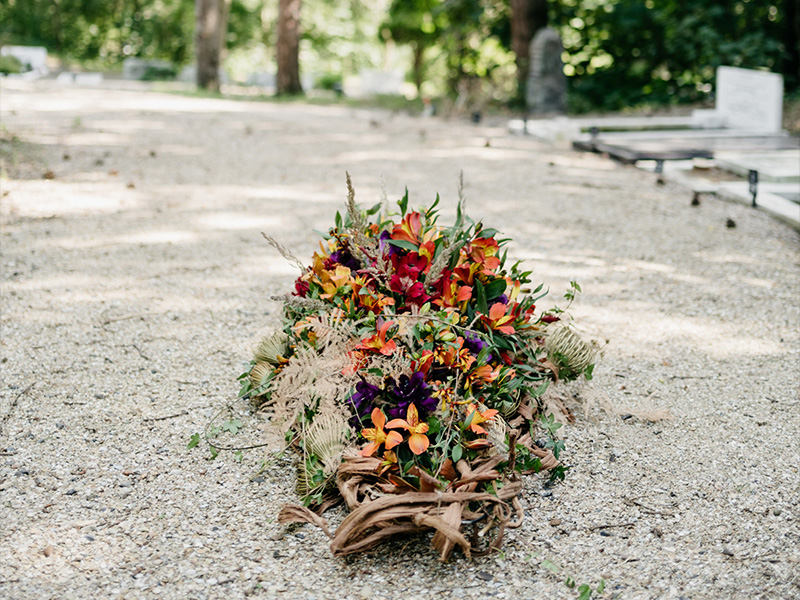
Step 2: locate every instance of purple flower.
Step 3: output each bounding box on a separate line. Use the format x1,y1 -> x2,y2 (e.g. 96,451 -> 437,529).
464,333 -> 493,363
386,372 -> 436,420
329,248 -> 361,271
348,380 -> 380,425
379,230 -> 399,257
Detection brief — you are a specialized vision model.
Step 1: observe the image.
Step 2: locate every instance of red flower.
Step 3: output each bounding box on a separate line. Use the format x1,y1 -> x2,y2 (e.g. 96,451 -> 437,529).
355,319 -> 397,356
389,252 -> 431,306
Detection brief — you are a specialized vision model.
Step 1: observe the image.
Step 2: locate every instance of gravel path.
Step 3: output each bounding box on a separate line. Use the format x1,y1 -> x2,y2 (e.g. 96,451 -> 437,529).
1,79 -> 798,600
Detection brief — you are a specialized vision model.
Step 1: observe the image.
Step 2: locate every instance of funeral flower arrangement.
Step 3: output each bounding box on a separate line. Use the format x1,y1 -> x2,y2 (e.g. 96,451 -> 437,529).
240,177 -> 597,560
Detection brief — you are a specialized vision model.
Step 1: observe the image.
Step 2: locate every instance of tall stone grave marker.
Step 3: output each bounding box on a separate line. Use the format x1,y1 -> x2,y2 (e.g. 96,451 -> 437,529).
716,67 -> 783,133
526,27 -> 567,115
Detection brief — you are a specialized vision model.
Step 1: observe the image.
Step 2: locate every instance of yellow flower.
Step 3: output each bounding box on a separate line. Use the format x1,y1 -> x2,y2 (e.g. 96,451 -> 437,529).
360,408 -> 403,457
386,404 -> 430,455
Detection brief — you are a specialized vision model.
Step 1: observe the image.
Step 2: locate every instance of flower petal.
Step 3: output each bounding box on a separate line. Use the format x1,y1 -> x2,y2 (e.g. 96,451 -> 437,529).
408,432 -> 430,455
385,431 -> 403,449
370,407 -> 386,429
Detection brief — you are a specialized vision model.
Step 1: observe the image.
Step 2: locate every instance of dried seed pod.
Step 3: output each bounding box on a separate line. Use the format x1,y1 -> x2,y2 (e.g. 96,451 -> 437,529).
305,412 -> 349,475
249,361 -> 273,391
254,331 -> 288,364
545,325 -> 598,375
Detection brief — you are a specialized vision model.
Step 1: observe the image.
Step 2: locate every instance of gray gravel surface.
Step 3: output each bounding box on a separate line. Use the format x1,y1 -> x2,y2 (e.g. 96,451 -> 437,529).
1,80 -> 799,600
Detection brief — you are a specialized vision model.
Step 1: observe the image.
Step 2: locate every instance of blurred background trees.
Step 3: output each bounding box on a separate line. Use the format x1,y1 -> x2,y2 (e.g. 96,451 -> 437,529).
0,0 -> 796,112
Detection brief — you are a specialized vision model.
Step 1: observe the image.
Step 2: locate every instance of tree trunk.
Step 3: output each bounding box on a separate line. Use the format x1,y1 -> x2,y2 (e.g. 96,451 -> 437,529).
510,0 -> 548,105
412,42 -> 425,94
277,0 -> 302,95
195,0 -> 229,92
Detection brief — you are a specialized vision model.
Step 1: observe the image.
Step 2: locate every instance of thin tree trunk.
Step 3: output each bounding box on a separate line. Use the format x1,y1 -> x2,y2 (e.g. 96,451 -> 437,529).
412,42 -> 425,93
277,0 -> 302,95
195,0 -> 229,92
510,0 -> 548,105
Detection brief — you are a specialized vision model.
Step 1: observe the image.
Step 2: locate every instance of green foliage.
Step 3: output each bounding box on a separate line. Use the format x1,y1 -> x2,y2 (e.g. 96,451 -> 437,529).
553,0 -> 798,111
0,55 -> 23,74
0,0 -> 261,69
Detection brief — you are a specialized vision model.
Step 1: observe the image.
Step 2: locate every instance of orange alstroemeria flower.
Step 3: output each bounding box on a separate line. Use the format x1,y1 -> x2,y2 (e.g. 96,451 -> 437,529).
391,212 -> 422,245
360,408 -> 403,457
467,237 -> 501,273
386,403 -> 430,455
355,319 -> 397,356
464,403 -> 499,435
465,364 -> 501,389
480,302 -> 516,335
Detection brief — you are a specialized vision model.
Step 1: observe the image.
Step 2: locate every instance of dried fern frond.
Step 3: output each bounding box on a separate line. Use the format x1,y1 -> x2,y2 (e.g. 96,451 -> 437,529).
269,311 -> 361,429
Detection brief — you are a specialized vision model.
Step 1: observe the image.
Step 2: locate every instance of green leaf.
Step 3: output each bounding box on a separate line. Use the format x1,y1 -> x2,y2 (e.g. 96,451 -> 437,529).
577,584 -> 592,600
187,433 -> 200,449
484,278 -> 507,301
541,558 -> 560,574
366,202 -> 382,216
397,188 -> 409,216
386,239 -> 419,252
427,415 -> 442,435
208,446 -> 219,461
234,450 -> 243,463
474,279 -> 488,315
451,444 -> 463,462
426,193 -> 440,219
222,419 -> 243,435
584,363 -> 595,381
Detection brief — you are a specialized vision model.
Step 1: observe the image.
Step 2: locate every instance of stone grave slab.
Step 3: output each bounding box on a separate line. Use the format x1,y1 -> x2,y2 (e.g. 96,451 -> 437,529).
716,182 -> 800,229
715,150 -> 800,182
573,130 -> 799,164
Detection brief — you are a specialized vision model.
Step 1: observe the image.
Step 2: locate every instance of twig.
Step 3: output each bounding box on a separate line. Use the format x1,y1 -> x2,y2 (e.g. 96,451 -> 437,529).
588,522 -> 636,531
1,382 -> 35,435
101,312 -> 165,325
623,496 -> 675,517
0,452 -> 16,456
125,344 -> 150,361
143,411 -> 188,422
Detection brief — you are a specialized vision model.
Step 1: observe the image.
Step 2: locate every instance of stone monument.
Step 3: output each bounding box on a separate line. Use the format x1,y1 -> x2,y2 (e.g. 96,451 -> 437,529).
526,27 -> 567,115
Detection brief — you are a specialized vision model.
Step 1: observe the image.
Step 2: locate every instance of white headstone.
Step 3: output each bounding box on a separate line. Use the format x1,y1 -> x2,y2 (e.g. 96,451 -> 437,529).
716,66 -> 783,133
1,46 -> 48,71
359,70 -> 404,96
